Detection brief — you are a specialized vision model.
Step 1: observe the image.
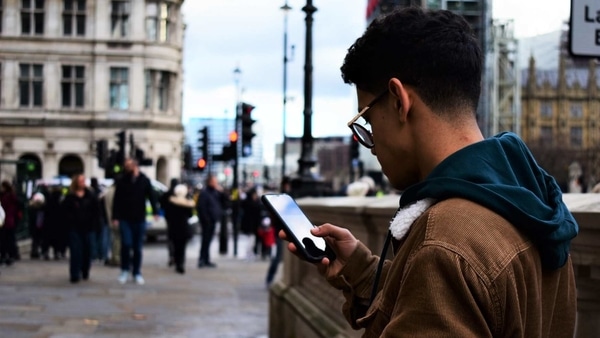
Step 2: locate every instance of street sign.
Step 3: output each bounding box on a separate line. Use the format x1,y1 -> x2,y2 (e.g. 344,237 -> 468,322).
570,0 -> 600,57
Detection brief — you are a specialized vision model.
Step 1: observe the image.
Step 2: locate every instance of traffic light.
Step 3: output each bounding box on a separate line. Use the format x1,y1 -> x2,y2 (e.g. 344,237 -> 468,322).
198,126 -> 209,163
214,131 -> 238,162
196,158 -> 207,171
239,102 -> 256,157
183,145 -> 193,170
134,147 -> 153,166
115,130 -> 126,165
96,139 -> 108,168
105,149 -> 122,179
350,135 -> 360,159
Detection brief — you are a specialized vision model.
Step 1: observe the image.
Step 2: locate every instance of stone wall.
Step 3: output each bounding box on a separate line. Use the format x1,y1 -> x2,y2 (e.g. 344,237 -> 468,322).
269,194 -> 600,337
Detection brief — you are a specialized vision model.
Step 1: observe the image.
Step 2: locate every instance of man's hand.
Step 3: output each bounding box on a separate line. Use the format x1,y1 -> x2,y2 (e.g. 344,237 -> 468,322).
111,220 -> 119,229
154,214 -> 160,221
280,223 -> 358,279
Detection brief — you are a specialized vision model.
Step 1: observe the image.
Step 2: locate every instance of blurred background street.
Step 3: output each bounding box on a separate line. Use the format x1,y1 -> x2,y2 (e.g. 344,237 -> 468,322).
0,235 -> 272,338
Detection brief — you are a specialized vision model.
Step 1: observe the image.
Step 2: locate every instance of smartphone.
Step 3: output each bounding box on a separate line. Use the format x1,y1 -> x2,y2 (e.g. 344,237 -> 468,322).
261,193 -> 335,263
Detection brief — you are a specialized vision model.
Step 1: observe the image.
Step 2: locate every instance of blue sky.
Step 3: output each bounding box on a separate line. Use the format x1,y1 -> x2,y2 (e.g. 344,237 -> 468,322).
180,0 -> 571,164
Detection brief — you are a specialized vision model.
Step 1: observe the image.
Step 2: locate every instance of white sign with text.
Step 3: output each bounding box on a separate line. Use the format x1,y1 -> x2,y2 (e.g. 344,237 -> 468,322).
570,0 -> 600,57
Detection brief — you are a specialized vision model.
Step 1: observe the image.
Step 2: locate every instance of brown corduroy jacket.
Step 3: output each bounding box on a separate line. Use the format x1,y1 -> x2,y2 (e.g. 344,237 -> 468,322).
328,198 -> 577,338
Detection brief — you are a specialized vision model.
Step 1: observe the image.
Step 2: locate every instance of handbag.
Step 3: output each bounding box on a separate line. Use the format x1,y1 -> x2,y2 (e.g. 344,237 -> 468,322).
0,202 -> 5,227
187,215 -> 199,239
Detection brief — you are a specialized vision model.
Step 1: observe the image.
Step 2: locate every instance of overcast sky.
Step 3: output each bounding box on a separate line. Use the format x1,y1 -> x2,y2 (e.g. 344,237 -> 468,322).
180,0 -> 571,164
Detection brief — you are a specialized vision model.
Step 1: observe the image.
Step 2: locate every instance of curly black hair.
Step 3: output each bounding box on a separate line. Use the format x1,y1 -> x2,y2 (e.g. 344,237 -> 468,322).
341,7 -> 482,116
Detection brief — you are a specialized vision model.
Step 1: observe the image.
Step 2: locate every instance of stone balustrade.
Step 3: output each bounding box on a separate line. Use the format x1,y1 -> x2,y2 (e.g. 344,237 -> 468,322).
269,194 -> 600,338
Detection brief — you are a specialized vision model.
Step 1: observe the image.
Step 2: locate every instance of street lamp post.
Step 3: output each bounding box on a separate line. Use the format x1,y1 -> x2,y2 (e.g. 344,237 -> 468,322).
292,0 -> 322,197
281,1 -> 292,182
230,66 -> 242,257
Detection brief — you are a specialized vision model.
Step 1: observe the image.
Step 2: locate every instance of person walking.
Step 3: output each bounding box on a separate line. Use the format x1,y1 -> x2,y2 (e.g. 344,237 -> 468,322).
27,190 -> 47,260
0,181 -> 19,266
281,8 -> 578,337
112,158 -> 159,285
90,177 -> 109,263
62,174 -> 100,283
196,174 -> 223,268
240,187 -> 264,260
45,186 -> 68,260
166,183 -> 195,274
159,178 -> 179,267
265,176 -> 291,287
102,183 -> 120,267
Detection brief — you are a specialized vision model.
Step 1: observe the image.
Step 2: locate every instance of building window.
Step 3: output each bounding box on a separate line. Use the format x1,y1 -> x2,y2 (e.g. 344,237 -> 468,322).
540,126 -> 552,145
21,0 -> 45,35
63,0 -> 86,36
146,1 -> 172,42
109,67 -> 129,110
110,0 -> 130,38
570,103 -> 583,119
61,65 -> 84,108
540,102 -> 552,118
19,63 -> 43,107
570,127 -> 582,148
145,69 -> 171,111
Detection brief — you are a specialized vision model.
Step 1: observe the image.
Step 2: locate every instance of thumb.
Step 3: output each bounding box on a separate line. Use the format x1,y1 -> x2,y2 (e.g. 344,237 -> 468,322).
311,223 -> 353,241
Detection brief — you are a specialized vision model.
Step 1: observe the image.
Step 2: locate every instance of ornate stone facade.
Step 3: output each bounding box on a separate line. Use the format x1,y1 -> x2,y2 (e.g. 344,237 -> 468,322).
0,0 -> 185,184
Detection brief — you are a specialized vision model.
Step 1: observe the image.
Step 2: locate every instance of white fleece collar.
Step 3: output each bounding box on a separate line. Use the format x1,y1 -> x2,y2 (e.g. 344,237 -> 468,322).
389,198 -> 436,240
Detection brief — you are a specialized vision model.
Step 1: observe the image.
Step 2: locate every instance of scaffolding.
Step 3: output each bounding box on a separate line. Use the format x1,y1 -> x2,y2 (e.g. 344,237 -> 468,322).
489,19 -> 521,136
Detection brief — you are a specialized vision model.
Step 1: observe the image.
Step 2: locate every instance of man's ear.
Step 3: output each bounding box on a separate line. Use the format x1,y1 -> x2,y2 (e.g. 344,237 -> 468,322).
388,78 -> 410,122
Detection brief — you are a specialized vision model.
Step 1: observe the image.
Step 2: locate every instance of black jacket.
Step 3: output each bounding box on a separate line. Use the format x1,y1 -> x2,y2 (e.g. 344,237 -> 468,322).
62,189 -> 100,233
112,173 -> 158,223
196,187 -> 223,226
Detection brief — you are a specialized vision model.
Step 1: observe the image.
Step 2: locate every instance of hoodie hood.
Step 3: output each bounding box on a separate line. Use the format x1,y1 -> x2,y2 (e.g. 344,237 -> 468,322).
399,132 -> 578,270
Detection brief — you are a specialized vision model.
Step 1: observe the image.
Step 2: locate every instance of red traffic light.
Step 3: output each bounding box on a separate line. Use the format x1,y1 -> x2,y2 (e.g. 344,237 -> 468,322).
229,131 -> 238,143
197,158 -> 207,169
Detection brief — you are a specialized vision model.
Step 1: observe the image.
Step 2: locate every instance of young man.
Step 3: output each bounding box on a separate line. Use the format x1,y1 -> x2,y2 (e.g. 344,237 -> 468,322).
112,158 -> 159,285
283,8 -> 578,337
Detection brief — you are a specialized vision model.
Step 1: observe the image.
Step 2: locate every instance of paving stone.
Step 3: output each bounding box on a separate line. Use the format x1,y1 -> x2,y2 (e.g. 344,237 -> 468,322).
0,237 -> 275,337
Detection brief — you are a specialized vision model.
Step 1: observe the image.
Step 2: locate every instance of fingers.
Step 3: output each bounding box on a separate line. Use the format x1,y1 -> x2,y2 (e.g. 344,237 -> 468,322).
311,223 -> 353,241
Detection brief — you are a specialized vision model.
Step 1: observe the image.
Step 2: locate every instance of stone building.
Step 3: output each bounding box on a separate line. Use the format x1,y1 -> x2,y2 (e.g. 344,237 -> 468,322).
0,0 -> 185,185
520,46 -> 600,187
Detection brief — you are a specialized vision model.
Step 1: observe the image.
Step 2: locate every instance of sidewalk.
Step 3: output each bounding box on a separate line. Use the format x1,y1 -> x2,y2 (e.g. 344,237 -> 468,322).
0,235 -> 275,338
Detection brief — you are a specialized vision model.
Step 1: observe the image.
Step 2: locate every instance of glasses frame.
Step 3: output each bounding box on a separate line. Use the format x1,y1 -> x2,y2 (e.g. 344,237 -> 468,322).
347,90 -> 388,148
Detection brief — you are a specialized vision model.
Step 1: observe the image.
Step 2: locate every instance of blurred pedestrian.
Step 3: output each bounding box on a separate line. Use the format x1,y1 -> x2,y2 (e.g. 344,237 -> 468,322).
27,190 -> 47,259
196,174 -> 223,268
265,176 -> 292,287
102,183 -> 119,267
112,158 -> 159,285
0,181 -> 19,266
240,187 -> 264,260
257,216 -> 275,259
167,183 -> 195,274
90,177 -> 109,263
160,178 -> 179,267
45,186 -> 67,260
62,174 -> 100,283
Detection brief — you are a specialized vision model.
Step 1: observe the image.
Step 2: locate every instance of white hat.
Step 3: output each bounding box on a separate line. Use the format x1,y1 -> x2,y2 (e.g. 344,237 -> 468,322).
174,184 -> 188,198
32,192 -> 45,203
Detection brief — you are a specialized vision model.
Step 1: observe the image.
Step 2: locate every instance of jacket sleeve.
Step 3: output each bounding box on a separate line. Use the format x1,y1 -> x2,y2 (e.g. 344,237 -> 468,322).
146,178 -> 159,216
326,241 -> 391,328
112,182 -> 122,221
196,193 -> 210,225
378,245 -> 494,337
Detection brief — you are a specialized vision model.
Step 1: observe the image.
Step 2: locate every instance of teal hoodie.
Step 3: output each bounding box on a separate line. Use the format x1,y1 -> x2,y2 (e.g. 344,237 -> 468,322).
399,132 -> 579,270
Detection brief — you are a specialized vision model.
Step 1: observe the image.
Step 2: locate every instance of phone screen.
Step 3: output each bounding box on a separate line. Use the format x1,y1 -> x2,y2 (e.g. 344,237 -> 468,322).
262,194 -> 327,253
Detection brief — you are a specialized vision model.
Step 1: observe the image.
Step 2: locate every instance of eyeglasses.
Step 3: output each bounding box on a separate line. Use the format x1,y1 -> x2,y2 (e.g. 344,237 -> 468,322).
347,90 -> 388,148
